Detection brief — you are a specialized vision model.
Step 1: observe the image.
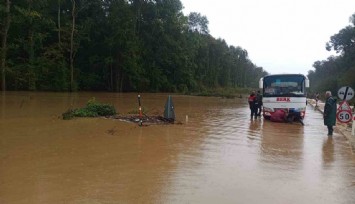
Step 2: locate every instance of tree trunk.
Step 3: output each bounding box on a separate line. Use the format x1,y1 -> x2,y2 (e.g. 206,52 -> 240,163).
1,0 -> 11,91
133,0 -> 142,35
58,0 -> 61,45
115,70 -> 120,92
110,62 -> 113,91
119,72 -> 124,92
70,0 -> 76,92
28,3 -> 35,90
29,30 -> 35,90
243,68 -> 247,88
109,48 -> 113,91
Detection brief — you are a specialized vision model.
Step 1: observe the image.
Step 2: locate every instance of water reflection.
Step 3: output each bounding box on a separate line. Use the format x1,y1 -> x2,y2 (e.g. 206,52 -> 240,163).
1,91 -> 5,120
322,137 -> 335,165
247,119 -> 263,141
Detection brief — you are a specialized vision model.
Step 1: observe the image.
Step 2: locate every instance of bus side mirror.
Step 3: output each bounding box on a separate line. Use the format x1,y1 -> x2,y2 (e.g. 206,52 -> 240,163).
259,78 -> 263,89
305,79 -> 310,88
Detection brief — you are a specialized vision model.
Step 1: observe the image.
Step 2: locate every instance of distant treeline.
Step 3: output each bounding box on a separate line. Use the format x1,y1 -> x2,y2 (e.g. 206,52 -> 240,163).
0,0 -> 267,92
308,13 -> 355,98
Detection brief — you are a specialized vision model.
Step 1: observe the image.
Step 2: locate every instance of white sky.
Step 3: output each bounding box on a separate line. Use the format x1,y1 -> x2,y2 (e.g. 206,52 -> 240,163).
180,0 -> 355,75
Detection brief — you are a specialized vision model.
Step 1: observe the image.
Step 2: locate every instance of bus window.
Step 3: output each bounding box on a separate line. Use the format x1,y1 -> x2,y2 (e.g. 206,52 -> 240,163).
263,74 -> 307,97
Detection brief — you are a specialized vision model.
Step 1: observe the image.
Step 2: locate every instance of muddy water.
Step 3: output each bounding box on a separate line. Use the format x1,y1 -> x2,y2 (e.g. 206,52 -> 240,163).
1,92 -> 355,204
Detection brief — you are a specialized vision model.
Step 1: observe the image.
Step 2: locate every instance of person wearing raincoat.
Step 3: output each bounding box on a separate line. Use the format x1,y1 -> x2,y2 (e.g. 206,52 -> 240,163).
248,91 -> 257,119
323,91 -> 337,136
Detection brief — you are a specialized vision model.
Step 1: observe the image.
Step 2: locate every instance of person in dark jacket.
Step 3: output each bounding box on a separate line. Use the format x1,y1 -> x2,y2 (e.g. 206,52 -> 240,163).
248,91 -> 257,119
323,91 -> 337,136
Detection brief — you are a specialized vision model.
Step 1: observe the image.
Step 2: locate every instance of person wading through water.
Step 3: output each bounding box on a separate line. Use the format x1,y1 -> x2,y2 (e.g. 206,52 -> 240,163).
248,91 -> 258,120
323,91 -> 337,136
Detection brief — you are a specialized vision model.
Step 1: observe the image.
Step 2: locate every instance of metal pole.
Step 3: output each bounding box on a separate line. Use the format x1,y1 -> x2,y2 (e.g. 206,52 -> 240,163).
352,114 -> 355,136
138,94 -> 142,126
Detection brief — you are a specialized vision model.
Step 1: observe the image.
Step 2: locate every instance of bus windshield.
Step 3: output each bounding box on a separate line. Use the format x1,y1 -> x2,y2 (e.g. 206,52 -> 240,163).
263,75 -> 305,97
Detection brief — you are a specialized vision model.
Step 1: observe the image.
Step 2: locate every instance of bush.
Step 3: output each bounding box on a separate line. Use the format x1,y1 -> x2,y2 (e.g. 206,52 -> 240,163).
85,98 -> 116,116
62,98 -> 116,120
62,109 -> 76,120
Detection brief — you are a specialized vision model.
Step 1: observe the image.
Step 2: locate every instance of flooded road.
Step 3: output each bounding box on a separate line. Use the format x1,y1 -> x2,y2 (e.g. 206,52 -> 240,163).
1,92 -> 355,204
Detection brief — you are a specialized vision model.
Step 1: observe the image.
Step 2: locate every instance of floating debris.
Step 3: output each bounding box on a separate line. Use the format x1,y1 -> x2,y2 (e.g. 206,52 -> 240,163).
108,115 -> 176,125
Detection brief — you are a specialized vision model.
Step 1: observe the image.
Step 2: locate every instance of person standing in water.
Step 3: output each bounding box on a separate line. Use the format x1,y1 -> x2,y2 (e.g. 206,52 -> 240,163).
323,91 -> 337,136
248,91 -> 257,119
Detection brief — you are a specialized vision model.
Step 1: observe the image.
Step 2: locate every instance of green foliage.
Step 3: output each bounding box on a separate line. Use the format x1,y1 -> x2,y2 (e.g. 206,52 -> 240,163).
62,109 -> 76,120
193,87 -> 251,98
85,98 -> 116,116
178,84 -> 189,94
62,98 -> 116,120
308,13 -> 355,95
4,0 -> 267,92
188,12 -> 209,34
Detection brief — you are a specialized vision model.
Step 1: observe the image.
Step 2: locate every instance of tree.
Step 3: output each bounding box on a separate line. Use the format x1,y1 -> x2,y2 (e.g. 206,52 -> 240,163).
310,13 -> 355,95
1,0 -> 265,92
69,0 -> 76,91
0,0 -> 11,91
326,26 -> 355,55
57,0 -> 62,45
188,12 -> 209,34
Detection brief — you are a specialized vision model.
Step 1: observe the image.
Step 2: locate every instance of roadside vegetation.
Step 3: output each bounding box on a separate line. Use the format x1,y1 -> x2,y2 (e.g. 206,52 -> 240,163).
307,13 -> 355,105
191,87 -> 252,98
62,98 -> 116,120
1,1 -> 354,99
0,0 -> 267,94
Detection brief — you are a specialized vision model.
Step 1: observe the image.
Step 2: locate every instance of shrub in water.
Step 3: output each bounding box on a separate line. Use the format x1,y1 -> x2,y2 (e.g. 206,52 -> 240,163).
62,109 -> 76,120
62,98 -> 116,120
85,98 -> 116,116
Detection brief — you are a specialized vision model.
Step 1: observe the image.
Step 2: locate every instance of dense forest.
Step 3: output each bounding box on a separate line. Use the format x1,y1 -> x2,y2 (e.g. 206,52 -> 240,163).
307,13 -> 355,98
0,0 -> 267,92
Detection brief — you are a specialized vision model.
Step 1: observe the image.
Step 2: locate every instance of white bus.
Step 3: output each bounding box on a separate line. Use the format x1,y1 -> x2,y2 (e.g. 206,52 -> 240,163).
259,74 -> 310,120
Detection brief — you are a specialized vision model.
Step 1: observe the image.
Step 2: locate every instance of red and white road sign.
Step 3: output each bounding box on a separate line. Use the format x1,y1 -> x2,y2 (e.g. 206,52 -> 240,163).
337,101 -> 351,111
336,110 -> 352,123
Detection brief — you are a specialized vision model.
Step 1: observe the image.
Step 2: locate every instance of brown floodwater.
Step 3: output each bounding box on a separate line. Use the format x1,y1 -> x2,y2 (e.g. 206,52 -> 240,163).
1,92 -> 355,204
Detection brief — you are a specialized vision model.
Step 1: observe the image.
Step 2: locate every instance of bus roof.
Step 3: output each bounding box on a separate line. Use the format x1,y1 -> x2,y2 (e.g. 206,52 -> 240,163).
260,74 -> 308,80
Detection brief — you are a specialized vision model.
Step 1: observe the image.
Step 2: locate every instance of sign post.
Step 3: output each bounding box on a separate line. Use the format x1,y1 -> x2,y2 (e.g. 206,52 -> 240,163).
337,86 -> 354,101
336,110 -> 352,123
336,86 -> 354,124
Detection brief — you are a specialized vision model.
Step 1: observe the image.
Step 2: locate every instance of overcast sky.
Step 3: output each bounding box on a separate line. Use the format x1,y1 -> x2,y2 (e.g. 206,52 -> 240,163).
180,0 -> 355,75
